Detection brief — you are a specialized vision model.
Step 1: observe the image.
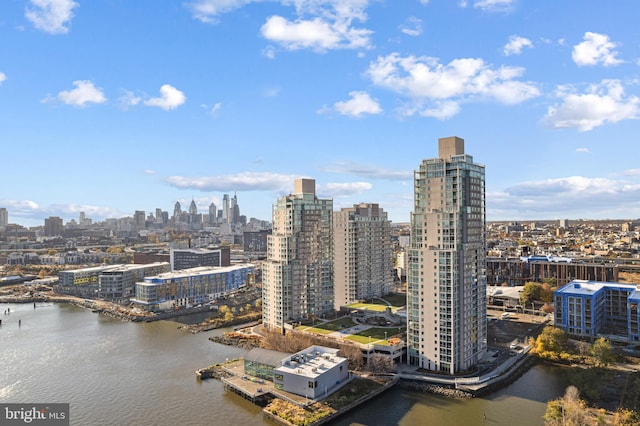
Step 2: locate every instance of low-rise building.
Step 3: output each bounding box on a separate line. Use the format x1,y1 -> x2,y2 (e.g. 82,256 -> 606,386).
273,346 -> 349,399
132,264 -> 254,312
57,262 -> 170,301
554,280 -> 640,343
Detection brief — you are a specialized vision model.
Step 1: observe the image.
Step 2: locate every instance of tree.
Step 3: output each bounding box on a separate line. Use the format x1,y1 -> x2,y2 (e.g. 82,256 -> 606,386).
224,311 -> 233,322
544,386 -> 588,426
612,408 -> 640,426
520,281 -> 542,305
540,283 -> 555,303
534,326 -> 568,354
368,354 -> 394,374
589,338 -> 615,367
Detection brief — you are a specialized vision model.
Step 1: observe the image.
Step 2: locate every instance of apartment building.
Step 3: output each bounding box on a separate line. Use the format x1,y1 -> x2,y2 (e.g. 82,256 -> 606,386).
133,264 -> 254,312
333,203 -> 393,310
407,136 -> 487,374
262,178 -> 333,332
554,280 -> 640,342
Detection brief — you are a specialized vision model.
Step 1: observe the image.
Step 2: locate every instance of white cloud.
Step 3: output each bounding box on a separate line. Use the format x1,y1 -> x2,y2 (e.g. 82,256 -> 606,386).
25,0 -> 78,34
187,1 -> 374,52
44,80 -> 107,107
576,148 -> 592,154
458,0 -> 468,7
166,172 -> 301,192
489,175 -> 640,220
0,198 -> 122,223
332,91 -> 382,116
420,101 -> 461,120
420,0 -> 430,4
260,14 -> 372,52
473,0 -> 514,12
572,32 -> 623,67
0,72 -> 6,85
185,0 -> 261,24
210,102 -> 222,116
544,79 -> 639,131
400,17 -> 422,37
319,181 -> 373,197
143,169 -> 156,175
262,45 -> 276,59
503,35 -> 532,56
321,161 -> 412,180
144,84 -> 186,110
118,89 -> 142,109
366,53 -> 539,119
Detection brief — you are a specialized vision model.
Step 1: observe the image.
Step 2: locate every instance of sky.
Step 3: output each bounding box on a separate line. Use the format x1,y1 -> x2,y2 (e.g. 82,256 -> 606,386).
1,0 -> 640,227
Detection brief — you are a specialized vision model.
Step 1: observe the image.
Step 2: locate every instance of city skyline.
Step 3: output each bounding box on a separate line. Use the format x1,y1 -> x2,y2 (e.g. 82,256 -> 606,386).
2,1 -> 640,227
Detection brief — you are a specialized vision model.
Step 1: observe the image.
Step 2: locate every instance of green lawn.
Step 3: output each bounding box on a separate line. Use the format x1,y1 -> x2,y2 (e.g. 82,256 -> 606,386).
380,293 -> 407,308
298,316 -> 356,332
345,327 -> 405,345
346,302 -> 389,312
297,326 -> 333,335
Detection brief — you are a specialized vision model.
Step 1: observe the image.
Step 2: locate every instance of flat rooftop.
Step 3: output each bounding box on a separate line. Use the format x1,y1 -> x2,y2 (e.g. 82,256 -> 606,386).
143,263 -> 254,281
555,280 -> 640,296
276,346 -> 345,380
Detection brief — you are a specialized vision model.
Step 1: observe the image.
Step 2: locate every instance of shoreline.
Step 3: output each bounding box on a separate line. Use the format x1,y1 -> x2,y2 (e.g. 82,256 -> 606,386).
201,331 -> 541,426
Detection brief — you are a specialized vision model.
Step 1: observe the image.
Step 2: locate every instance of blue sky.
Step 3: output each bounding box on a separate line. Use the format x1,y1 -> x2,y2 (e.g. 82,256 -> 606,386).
2,0 -> 640,227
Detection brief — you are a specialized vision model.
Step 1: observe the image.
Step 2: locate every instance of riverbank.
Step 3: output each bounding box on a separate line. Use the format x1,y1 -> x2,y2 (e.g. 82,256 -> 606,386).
0,284 -> 259,326
202,329 -> 548,426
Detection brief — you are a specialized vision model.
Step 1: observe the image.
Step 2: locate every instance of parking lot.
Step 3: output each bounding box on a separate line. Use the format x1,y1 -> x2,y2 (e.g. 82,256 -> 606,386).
487,308 -> 549,348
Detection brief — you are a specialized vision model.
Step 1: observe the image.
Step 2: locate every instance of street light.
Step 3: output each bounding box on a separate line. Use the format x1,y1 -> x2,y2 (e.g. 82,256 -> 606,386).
384,331 -> 387,341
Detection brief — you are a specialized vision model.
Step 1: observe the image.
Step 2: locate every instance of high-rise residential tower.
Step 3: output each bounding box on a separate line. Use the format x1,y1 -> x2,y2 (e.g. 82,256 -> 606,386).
333,203 -> 393,310
408,136 -> 487,374
262,178 -> 334,333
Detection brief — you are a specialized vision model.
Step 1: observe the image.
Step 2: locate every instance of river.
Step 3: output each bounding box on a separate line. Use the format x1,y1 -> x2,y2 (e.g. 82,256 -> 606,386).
0,302 -> 567,425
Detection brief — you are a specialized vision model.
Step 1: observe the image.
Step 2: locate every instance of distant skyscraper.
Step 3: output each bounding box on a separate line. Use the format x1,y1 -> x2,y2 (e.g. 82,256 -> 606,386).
333,203 -> 393,310
208,202 -> 217,224
134,211 -> 146,229
189,199 -> 198,215
408,136 -> 487,374
0,208 -> 8,228
222,194 -> 230,223
262,178 -> 334,332
173,202 -> 182,223
44,216 -> 64,237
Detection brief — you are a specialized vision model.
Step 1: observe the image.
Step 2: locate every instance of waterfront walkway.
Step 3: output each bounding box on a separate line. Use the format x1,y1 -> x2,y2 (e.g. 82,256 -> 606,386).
397,344 -> 533,392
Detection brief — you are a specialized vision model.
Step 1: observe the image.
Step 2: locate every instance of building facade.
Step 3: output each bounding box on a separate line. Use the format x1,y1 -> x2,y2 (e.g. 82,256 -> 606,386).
273,346 -> 349,399
333,203 -> 393,310
0,208 -> 7,228
170,247 -> 231,270
486,256 -> 618,287
408,136 -> 487,374
262,178 -> 334,332
57,262 -> 170,300
44,216 -> 63,237
133,264 -> 254,312
554,280 -> 640,342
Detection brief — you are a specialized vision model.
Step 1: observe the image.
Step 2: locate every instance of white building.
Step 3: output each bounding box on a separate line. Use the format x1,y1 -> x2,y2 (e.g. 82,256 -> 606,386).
262,178 -> 334,332
132,264 -> 254,312
273,346 -> 349,399
408,137 -> 487,374
333,203 -> 393,310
